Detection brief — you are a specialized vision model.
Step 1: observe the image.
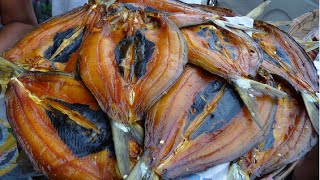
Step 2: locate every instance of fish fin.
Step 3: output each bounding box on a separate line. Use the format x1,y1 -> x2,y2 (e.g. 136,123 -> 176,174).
112,122 -> 146,179
211,18 -> 265,34
232,77 -> 287,130
127,156 -> 153,180
266,20 -> 291,27
0,57 -> 25,87
301,91 -> 319,134
111,121 -> 132,179
0,57 -> 25,76
272,161 -> 299,180
233,82 -> 264,130
242,78 -> 287,98
128,122 -> 144,145
246,0 -> 271,19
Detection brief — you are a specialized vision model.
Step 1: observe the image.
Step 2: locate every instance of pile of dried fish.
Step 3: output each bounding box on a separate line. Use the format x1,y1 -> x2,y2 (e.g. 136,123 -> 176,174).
0,0 -> 318,179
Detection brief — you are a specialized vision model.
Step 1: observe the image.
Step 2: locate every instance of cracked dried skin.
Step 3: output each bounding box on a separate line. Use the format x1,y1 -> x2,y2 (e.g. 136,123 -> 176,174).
79,4 -> 187,124
254,21 -> 318,93
5,73 -> 120,179
240,85 -> 317,177
181,24 -> 263,79
141,66 -> 277,179
117,0 -> 218,27
3,4 -> 105,73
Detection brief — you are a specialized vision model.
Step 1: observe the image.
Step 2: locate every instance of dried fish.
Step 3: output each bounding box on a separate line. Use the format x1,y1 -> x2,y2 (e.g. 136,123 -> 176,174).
181,23 -> 285,130
239,83 -> 317,178
254,21 -> 319,133
0,1 -> 317,179
127,66 -> 277,179
3,3 -> 105,73
79,3 -> 187,177
5,72 -> 120,179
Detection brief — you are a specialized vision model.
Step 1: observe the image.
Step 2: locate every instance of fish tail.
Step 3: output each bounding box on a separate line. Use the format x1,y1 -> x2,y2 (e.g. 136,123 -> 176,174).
301,91 -> 319,134
233,82 -> 264,130
111,120 -> 145,179
232,77 -> 286,131
0,57 -> 25,88
110,121 -> 132,179
127,154 -> 156,180
128,122 -> 144,145
244,78 -> 287,98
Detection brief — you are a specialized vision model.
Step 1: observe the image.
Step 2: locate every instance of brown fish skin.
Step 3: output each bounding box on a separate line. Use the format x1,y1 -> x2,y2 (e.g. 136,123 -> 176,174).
117,0 -> 219,27
5,73 -> 120,179
3,4 -> 105,73
79,4 -> 187,177
190,4 -> 239,17
181,25 -> 262,79
254,21 -> 318,92
128,65 -> 277,179
79,4 -> 187,125
240,84 -> 317,177
117,1 -> 286,131
179,23 -> 286,132
182,4 -> 263,79
254,21 -> 319,133
17,72 -> 99,109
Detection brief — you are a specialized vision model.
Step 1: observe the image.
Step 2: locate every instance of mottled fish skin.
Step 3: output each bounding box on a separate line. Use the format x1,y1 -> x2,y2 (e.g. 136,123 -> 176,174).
240,84 -> 318,177
133,65 -> 277,179
117,0 -> 219,27
5,72 -> 120,179
253,21 -> 319,133
182,24 -> 263,79
254,21 -> 318,92
117,0 -> 282,134
45,100 -> 112,158
180,22 -> 272,132
44,28 -> 77,60
79,3 -> 187,177
80,3 -> 187,124
44,27 -> 86,64
3,4 -> 105,73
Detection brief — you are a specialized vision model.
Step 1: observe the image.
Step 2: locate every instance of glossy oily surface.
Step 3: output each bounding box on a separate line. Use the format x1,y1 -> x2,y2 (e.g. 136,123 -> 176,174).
137,66 -> 277,179
240,85 -> 317,177
182,24 -> 262,79
79,3 -> 187,124
4,4 -> 105,73
254,21 -> 319,133
0,1 -> 318,179
117,0 -> 218,27
254,21 -> 318,92
5,73 -> 119,179
79,3 -> 187,177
